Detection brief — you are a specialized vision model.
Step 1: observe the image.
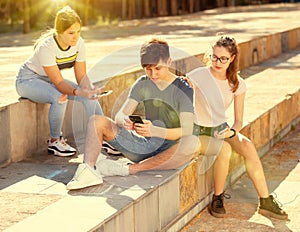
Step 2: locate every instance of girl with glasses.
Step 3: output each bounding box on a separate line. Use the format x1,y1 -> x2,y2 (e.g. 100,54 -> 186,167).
187,35 -> 288,220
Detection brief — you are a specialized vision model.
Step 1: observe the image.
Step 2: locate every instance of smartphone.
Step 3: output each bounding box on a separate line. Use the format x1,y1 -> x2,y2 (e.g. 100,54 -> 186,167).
129,115 -> 144,124
91,90 -> 113,98
217,122 -> 229,134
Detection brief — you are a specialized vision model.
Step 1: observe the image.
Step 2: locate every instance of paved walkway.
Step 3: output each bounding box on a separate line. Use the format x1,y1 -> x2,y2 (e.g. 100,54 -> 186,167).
0,3 -> 300,232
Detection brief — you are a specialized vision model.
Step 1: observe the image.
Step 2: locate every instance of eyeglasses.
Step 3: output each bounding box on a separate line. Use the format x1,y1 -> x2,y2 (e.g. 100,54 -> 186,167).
210,54 -> 230,64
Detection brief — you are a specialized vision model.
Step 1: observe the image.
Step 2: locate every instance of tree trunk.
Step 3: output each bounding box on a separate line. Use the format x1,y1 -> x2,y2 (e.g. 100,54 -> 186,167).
83,0 -> 90,26
143,0 -> 150,17
23,0 -> 30,34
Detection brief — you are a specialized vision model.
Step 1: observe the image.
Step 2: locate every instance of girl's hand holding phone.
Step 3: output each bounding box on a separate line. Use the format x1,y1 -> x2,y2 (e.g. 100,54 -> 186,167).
214,128 -> 231,139
90,89 -> 113,99
214,122 -> 230,139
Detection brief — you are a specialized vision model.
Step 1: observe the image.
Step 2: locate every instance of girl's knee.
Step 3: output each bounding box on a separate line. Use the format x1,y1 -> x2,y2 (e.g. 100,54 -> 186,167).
88,114 -> 101,122
58,94 -> 68,103
222,142 -> 232,154
240,138 -> 255,152
219,141 -> 232,159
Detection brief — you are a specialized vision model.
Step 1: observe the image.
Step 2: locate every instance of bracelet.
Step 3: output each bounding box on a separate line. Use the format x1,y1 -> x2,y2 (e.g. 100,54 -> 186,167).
229,128 -> 236,138
72,88 -> 77,96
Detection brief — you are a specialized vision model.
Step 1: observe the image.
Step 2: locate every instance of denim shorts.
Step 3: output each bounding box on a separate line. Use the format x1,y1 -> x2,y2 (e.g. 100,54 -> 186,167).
107,127 -> 177,163
193,123 -> 229,137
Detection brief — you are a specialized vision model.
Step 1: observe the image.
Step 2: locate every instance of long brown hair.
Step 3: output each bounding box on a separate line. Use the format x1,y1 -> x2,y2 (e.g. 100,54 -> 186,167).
204,35 -> 240,92
34,5 -> 81,49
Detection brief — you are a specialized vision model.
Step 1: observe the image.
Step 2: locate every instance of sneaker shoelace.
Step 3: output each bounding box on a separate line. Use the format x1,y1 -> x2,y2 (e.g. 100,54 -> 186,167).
215,192 -> 231,208
269,194 -> 284,211
59,137 -> 71,148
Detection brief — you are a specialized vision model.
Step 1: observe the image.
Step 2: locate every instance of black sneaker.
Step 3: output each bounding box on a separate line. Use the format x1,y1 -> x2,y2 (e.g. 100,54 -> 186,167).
258,195 -> 288,220
102,141 -> 122,155
208,192 -> 231,218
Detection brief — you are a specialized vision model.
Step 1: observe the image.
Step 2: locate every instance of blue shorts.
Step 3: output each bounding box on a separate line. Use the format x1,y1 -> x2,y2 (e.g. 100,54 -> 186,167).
107,127 -> 177,163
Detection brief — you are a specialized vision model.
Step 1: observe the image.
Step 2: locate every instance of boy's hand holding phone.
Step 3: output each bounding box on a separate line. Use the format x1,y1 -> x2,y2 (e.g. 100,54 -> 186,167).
128,115 -> 153,136
122,116 -> 134,130
123,115 -> 144,130
133,120 -> 152,137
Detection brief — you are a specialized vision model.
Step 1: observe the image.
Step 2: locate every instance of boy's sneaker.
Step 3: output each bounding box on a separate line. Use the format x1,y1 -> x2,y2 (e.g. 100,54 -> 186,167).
95,159 -> 129,177
258,195 -> 288,220
48,136 -> 76,157
66,163 -> 103,190
102,141 -> 122,155
208,192 -> 231,218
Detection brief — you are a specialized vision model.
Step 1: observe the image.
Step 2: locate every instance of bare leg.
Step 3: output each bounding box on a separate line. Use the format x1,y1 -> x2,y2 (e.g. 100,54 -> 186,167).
199,136 -> 231,195
129,135 -> 201,174
226,133 -> 269,198
84,115 -> 118,167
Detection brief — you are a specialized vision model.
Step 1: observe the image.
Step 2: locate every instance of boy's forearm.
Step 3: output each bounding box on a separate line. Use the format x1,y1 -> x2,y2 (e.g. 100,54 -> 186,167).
115,112 -> 125,127
151,126 -> 192,140
151,112 -> 194,140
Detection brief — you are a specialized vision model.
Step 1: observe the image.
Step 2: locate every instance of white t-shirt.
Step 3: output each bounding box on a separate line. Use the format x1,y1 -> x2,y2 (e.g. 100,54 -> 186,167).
25,35 -> 86,77
187,66 -> 247,127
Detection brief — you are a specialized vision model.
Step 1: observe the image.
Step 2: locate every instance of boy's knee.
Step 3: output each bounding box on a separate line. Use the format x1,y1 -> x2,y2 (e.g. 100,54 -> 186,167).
89,115 -> 107,128
90,115 -> 115,136
182,135 -> 201,154
191,135 -> 201,149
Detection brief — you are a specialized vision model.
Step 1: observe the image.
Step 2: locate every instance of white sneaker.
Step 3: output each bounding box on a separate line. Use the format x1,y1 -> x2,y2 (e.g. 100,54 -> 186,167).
102,141 -> 122,155
48,136 -> 76,157
96,153 -> 108,163
66,163 -> 103,190
95,159 -> 129,177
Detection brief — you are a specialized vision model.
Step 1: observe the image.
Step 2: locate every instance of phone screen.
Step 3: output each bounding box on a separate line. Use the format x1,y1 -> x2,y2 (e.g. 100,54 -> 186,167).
217,122 -> 229,134
129,115 -> 144,124
91,90 -> 113,99
99,90 -> 112,96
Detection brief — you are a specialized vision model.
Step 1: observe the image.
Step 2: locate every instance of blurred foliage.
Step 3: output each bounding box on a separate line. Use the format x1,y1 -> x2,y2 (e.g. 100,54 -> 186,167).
0,0 -> 99,33
0,0 -> 288,34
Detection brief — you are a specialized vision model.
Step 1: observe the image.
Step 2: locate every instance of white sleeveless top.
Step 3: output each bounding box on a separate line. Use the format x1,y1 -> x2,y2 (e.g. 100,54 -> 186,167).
187,66 -> 247,127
